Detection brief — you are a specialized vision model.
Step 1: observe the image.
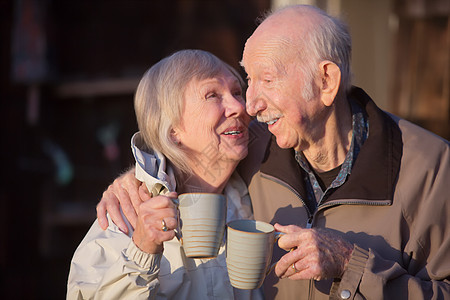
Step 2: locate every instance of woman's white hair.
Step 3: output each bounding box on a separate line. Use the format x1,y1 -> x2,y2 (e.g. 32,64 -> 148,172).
134,49 -> 245,175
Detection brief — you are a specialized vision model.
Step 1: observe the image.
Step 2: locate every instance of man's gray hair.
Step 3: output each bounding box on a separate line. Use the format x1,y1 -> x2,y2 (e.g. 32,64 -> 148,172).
266,5 -> 352,98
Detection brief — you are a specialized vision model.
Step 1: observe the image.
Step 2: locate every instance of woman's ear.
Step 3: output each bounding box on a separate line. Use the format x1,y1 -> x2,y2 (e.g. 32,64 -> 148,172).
170,128 -> 181,145
318,60 -> 341,107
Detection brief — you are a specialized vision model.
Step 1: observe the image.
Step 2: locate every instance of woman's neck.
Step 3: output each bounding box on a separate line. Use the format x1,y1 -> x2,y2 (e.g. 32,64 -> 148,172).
176,160 -> 238,194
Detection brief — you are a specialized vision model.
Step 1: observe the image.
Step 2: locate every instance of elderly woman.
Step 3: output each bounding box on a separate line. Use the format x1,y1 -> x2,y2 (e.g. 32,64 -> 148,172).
67,50 -> 261,299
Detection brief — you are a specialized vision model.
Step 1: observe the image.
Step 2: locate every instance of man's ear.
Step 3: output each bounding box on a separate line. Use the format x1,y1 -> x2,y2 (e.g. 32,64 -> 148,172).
318,60 -> 341,107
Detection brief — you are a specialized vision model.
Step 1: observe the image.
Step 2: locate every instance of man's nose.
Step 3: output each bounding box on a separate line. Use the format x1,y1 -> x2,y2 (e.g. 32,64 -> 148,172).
246,84 -> 265,117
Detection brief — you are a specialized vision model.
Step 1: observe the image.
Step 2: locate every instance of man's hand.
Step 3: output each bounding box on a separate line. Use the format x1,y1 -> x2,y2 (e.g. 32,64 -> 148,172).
96,167 -> 147,233
274,223 -> 354,281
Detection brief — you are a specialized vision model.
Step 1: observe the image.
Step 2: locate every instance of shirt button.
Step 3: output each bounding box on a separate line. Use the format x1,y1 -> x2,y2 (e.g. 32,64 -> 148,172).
340,289 -> 351,299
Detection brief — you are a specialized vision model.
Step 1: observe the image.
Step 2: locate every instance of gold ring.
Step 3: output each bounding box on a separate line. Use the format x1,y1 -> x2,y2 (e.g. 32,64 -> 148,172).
292,264 -> 297,271
161,219 -> 168,232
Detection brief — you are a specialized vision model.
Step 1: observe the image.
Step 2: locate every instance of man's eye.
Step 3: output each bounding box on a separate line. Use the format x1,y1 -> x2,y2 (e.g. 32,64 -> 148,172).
206,92 -> 218,99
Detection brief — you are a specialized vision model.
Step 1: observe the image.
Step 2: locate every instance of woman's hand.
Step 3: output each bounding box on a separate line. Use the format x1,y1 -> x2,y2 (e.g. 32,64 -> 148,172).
132,191 -> 179,254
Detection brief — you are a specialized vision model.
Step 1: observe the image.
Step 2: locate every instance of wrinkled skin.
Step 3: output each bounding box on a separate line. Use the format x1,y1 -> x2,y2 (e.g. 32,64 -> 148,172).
97,169 -> 178,254
97,178 -> 354,278
132,191 -> 179,254
274,224 -> 354,280
96,168 -> 142,234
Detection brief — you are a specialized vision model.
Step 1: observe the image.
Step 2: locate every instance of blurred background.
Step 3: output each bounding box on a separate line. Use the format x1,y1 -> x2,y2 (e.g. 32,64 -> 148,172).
0,0 -> 448,299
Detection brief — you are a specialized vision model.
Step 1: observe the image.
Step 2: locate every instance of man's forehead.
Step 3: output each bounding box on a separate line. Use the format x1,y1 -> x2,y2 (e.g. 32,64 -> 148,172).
242,7 -> 312,66
241,36 -> 292,71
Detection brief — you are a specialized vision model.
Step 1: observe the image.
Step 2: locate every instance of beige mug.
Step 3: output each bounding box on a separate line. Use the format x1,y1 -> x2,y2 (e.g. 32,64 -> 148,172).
177,193 -> 226,258
226,219 -> 282,289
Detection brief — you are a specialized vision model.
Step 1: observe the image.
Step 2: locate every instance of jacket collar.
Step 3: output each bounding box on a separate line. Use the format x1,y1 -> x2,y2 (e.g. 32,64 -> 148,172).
131,132 -> 177,196
258,86 -> 403,203
131,132 -> 254,221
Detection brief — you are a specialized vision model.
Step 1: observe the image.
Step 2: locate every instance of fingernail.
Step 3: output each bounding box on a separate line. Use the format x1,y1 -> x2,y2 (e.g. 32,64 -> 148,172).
119,226 -> 128,234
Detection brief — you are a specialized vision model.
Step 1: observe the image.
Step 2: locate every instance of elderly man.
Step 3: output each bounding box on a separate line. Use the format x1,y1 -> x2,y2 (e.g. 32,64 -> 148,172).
97,5 -> 450,299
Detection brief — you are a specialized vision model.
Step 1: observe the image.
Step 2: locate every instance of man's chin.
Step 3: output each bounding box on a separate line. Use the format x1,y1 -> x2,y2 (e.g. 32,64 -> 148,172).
274,136 -> 293,149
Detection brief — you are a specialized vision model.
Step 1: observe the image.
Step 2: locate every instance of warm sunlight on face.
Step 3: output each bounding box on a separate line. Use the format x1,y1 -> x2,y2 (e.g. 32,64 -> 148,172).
173,68 -> 250,171
242,38 -> 324,151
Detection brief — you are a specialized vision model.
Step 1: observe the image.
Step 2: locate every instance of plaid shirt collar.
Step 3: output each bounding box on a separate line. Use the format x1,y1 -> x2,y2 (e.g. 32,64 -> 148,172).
295,100 -> 369,206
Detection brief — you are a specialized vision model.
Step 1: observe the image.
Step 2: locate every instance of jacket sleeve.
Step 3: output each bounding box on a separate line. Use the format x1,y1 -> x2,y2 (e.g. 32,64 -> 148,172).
330,145 -> 450,300
332,242 -> 450,300
67,219 -> 162,300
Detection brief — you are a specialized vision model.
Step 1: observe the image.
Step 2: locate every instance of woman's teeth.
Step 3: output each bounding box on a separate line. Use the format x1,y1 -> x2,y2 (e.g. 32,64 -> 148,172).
223,130 -> 241,135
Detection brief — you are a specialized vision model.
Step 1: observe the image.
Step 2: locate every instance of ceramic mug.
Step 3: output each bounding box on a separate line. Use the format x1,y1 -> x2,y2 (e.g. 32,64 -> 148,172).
177,193 -> 226,258
226,219 -> 282,289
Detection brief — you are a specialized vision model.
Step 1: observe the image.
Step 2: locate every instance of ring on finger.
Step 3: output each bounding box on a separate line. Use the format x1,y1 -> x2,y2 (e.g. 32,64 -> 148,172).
161,219 -> 168,232
292,263 -> 298,272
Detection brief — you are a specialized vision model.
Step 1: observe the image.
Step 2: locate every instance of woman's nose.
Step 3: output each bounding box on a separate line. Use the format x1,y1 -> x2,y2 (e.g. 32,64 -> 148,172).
224,94 -> 246,118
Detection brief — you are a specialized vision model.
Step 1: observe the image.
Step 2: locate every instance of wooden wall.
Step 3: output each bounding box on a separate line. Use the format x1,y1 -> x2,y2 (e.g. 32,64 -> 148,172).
391,0 -> 450,139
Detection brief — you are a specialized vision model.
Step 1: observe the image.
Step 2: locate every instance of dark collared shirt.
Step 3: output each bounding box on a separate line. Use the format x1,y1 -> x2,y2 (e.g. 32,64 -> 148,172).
295,100 -> 369,213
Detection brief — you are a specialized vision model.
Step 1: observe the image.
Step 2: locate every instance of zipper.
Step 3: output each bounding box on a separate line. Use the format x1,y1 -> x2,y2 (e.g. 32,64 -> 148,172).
260,173 -> 312,221
306,216 -> 313,229
261,172 -> 391,300
318,199 -> 392,208
261,173 -> 391,223
261,173 -> 316,229
311,199 -> 391,228
308,278 -> 314,300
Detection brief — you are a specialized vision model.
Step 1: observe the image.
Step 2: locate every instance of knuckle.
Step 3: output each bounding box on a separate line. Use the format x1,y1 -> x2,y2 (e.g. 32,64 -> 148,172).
166,231 -> 176,240
154,196 -> 171,206
102,189 -> 110,199
279,255 -> 290,266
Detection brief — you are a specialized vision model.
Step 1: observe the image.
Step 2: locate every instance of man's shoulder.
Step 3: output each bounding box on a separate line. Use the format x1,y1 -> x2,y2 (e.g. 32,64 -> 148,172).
384,113 -> 450,181
387,112 -> 449,150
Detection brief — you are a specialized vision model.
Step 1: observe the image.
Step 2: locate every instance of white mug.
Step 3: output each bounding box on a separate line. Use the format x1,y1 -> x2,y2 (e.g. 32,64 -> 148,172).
226,219 -> 282,289
178,193 -> 226,258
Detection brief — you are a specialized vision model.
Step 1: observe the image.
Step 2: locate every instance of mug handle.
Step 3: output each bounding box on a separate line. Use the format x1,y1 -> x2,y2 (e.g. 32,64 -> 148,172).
171,198 -> 181,241
160,191 -> 182,241
266,232 -> 296,276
